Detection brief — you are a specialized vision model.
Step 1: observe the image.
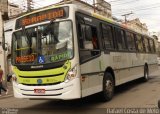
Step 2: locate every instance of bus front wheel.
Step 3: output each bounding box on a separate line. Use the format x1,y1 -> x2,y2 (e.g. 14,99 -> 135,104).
100,72 -> 114,102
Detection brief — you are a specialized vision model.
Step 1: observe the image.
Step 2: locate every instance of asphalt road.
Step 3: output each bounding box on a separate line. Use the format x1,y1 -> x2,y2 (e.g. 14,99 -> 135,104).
0,67 -> 160,114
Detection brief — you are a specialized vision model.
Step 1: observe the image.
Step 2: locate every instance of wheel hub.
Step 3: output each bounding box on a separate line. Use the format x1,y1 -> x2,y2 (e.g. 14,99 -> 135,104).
106,80 -> 113,93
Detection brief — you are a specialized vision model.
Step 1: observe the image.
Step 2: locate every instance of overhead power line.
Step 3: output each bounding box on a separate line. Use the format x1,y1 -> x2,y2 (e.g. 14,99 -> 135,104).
111,0 -> 138,6
114,5 -> 160,16
108,0 -> 124,3
112,3 -> 160,12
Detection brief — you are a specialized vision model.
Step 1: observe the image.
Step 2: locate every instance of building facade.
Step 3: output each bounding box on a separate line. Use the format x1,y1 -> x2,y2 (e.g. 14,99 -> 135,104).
123,18 -> 148,34
1,2 -> 22,79
60,0 -> 112,18
8,3 -> 22,18
95,0 -> 112,18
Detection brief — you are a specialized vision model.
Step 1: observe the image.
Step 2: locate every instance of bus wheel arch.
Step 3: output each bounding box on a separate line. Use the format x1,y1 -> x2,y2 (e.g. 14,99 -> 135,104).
100,67 -> 115,102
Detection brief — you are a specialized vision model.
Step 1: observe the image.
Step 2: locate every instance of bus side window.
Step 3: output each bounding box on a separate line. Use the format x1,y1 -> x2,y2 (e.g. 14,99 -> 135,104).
78,23 -> 100,63
83,25 -> 99,50
78,24 -> 85,49
102,24 -> 114,50
144,37 -> 150,53
152,39 -> 156,52
126,32 -> 136,51
149,39 -> 155,53
84,25 -> 94,49
115,28 -> 127,50
136,35 -> 144,52
92,28 -> 99,49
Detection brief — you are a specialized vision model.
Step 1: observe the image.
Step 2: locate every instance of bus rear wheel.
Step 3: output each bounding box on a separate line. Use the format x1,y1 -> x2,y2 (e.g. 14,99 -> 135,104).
143,65 -> 149,82
100,72 -> 114,102
158,100 -> 160,108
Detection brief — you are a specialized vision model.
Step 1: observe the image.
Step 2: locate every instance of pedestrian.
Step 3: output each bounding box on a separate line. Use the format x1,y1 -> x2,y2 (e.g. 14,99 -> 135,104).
0,65 -> 8,96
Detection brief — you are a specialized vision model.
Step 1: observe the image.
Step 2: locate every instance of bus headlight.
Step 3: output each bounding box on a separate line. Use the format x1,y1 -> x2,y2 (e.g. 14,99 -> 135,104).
65,65 -> 77,82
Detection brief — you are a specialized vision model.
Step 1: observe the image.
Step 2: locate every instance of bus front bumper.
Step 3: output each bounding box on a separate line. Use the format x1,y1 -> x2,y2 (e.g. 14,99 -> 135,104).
12,78 -> 81,100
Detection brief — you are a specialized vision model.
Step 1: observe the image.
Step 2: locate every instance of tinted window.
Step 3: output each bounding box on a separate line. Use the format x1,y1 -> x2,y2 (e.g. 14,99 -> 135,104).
82,25 -> 99,50
77,22 -> 100,63
136,35 -> 144,52
116,28 -> 126,50
102,24 -> 114,49
144,38 -> 150,53
126,32 -> 136,51
149,39 -> 155,53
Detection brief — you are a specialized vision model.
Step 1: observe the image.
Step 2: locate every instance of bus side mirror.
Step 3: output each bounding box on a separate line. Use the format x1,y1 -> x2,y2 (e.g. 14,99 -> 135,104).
2,41 -> 8,51
7,74 -> 12,82
2,28 -> 8,51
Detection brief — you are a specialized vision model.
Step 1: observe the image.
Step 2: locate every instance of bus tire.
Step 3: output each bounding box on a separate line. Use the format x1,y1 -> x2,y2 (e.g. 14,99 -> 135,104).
100,72 -> 114,102
158,100 -> 160,108
143,65 -> 149,82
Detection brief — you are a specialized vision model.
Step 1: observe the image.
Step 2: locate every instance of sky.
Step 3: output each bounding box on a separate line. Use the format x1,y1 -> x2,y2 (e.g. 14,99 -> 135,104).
9,0 -> 160,33
108,0 -> 160,33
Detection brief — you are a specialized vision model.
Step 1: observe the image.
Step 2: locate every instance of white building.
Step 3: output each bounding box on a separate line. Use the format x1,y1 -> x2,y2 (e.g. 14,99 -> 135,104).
4,18 -> 16,76
0,0 -> 9,82
123,18 -> 148,35
0,2 -> 22,80
2,3 -> 22,77
8,3 -> 22,18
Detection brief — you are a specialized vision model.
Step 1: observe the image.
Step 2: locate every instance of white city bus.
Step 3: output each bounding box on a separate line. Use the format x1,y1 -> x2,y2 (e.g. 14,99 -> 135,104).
11,4 -> 157,101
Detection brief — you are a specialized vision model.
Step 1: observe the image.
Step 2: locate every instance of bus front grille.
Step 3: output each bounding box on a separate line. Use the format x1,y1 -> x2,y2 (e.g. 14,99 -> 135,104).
21,82 -> 61,86
19,73 -> 64,78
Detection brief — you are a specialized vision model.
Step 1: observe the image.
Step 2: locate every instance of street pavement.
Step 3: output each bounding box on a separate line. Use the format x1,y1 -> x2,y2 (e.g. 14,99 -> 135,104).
0,82 -> 13,99
0,67 -> 160,114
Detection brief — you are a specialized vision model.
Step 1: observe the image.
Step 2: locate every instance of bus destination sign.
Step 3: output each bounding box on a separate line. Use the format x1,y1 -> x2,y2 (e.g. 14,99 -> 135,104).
15,7 -> 69,29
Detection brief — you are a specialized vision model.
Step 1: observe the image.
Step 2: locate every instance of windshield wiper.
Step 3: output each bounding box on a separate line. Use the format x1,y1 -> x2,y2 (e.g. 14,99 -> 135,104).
42,18 -> 56,36
41,18 -> 59,44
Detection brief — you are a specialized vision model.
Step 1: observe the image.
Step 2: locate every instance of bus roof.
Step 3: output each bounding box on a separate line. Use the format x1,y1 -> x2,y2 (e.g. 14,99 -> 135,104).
16,3 -> 152,38
91,13 -> 152,38
17,4 -> 70,19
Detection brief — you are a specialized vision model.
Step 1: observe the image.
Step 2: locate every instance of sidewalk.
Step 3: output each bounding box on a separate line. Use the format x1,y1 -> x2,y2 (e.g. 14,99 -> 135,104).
0,82 -> 13,99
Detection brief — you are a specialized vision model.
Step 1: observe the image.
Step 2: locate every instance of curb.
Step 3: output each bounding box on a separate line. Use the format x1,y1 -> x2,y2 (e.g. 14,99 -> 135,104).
0,94 -> 13,99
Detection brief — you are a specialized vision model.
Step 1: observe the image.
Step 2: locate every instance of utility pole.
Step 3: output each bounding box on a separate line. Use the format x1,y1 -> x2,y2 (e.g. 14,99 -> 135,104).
121,12 -> 133,24
93,0 -> 96,13
27,0 -> 33,12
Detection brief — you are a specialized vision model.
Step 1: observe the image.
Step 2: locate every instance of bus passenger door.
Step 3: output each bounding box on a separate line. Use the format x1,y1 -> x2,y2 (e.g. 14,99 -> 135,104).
77,21 -> 102,97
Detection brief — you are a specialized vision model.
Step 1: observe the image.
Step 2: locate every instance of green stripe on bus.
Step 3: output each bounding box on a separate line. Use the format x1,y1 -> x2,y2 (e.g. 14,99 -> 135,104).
13,60 -> 71,84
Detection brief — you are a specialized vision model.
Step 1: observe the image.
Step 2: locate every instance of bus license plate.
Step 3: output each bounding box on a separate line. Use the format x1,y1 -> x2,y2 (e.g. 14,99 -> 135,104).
34,89 -> 45,94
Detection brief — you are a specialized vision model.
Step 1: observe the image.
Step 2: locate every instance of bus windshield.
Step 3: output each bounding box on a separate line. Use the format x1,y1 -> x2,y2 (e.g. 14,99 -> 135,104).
12,20 -> 73,65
